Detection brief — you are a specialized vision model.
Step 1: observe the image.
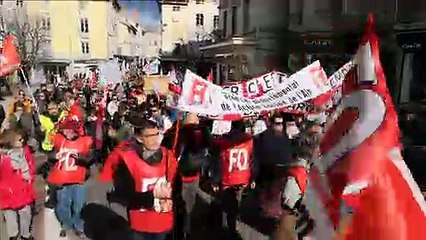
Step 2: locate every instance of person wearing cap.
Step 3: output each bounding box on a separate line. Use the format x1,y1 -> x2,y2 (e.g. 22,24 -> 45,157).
99,115 -> 178,240
46,119 -> 94,238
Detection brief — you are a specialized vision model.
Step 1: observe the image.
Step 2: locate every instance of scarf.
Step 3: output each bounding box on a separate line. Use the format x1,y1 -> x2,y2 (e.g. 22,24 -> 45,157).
3,148 -> 31,181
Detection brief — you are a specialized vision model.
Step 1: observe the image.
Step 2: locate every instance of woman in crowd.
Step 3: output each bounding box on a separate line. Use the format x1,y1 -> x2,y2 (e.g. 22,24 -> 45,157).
0,130 -> 36,240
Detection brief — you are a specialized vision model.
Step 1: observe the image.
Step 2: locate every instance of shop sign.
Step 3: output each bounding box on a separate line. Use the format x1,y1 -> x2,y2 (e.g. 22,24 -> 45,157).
304,39 -> 334,47
402,43 -> 422,50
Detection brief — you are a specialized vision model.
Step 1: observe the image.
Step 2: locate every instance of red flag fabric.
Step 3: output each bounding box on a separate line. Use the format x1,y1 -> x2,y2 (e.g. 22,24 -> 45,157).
68,99 -> 84,122
0,34 -> 20,77
308,14 -> 426,240
207,69 -> 213,82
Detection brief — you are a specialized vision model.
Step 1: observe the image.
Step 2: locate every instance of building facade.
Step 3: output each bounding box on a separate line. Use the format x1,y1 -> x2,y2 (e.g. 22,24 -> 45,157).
161,0 -> 219,55
1,1 -> 148,77
141,27 -> 162,58
200,0 -> 288,83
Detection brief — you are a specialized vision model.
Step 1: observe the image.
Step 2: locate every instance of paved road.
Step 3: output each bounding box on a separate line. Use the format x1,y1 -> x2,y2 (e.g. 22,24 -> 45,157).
31,166 -> 271,240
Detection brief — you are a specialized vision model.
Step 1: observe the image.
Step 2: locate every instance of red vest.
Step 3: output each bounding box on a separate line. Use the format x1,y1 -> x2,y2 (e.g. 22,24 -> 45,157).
121,147 -> 176,233
218,136 -> 253,187
47,134 -> 93,185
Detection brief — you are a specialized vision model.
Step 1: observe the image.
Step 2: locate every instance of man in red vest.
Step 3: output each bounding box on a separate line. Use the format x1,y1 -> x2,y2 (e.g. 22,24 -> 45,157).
211,120 -> 257,233
47,119 -> 93,238
103,115 -> 178,240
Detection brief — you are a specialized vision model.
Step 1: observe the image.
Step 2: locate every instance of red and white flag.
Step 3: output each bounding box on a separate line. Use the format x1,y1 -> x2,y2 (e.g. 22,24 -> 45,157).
207,69 -> 213,82
305,14 -> 426,240
0,34 -> 20,77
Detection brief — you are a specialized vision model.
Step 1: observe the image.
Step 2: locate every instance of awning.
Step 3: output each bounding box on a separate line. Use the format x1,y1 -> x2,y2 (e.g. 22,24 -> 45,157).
200,37 -> 257,51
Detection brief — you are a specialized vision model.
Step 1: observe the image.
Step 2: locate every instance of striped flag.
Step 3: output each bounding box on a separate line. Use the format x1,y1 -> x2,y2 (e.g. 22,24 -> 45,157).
305,14 -> 426,240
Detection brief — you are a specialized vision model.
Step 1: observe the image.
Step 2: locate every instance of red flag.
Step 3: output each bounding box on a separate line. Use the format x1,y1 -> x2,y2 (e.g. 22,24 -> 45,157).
68,100 -> 83,121
307,14 -> 426,240
0,34 -> 20,77
169,65 -> 182,94
207,69 -> 213,82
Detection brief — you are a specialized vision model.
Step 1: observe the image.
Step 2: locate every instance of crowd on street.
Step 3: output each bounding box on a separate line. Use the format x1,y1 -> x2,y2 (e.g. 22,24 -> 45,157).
0,69 -> 323,240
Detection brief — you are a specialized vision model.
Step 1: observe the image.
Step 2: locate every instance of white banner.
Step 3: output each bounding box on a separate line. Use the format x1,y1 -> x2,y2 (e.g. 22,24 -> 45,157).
221,61 -> 354,113
211,120 -> 232,135
222,72 -> 289,99
178,61 -> 329,117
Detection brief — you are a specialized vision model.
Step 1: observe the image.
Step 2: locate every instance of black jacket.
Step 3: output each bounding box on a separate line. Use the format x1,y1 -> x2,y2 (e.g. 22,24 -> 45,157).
254,128 -> 293,166
0,104 -> 5,128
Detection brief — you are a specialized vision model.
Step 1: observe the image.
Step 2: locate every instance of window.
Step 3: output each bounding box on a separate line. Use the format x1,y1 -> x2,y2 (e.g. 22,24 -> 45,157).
80,18 -> 89,33
231,6 -> 237,35
196,0 -> 205,4
81,42 -> 89,54
213,15 -> 219,29
223,10 -> 228,37
172,6 -> 180,11
196,13 -> 204,26
42,17 -> 50,30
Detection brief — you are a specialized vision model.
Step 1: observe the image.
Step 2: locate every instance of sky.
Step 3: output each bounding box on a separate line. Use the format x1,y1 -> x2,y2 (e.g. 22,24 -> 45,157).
119,0 -> 161,29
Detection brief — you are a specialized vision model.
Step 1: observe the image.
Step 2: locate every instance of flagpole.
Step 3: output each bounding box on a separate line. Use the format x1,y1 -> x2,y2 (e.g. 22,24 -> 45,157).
19,67 -> 39,114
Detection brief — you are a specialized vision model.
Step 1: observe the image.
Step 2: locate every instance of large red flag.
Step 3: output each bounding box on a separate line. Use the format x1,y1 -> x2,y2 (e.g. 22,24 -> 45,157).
0,34 -> 21,77
306,14 -> 426,240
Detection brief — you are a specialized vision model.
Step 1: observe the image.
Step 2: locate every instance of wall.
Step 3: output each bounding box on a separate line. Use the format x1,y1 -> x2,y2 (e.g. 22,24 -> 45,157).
86,1 -> 109,59
162,0 -> 219,54
141,30 -> 161,58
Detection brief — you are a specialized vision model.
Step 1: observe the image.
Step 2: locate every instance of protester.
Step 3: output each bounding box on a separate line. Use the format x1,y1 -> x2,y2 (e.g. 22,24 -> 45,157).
175,113 -> 211,237
46,119 -> 93,238
254,114 -> 294,186
0,130 -> 36,240
103,116 -> 178,240
0,102 -> 5,128
211,120 -> 257,234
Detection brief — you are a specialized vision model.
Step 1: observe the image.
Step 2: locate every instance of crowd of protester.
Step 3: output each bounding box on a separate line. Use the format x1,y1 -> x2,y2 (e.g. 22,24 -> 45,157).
0,71 -> 324,240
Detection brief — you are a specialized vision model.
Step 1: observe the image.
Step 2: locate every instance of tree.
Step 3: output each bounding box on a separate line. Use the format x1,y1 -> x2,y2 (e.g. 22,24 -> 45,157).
111,0 -> 121,12
3,9 -> 49,77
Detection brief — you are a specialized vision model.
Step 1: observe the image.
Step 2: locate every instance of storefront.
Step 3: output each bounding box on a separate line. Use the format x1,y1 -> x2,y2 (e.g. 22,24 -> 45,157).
287,32 -> 359,74
395,29 -> 426,190
200,36 -> 257,85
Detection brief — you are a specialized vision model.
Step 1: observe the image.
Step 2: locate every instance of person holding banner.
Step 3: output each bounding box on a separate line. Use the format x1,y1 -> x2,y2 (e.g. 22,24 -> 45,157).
210,120 -> 257,234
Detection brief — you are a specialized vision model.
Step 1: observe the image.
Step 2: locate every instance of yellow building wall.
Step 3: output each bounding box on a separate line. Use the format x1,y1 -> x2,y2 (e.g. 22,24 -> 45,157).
86,1 -> 108,59
26,0 -> 109,61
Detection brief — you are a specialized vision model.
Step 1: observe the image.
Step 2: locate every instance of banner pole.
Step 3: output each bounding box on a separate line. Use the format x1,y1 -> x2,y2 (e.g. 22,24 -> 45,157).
19,67 -> 40,115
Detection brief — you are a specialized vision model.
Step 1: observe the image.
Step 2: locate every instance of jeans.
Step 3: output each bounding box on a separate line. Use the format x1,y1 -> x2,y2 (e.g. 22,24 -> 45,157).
133,231 -> 169,240
56,184 -> 87,232
181,180 -> 200,234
